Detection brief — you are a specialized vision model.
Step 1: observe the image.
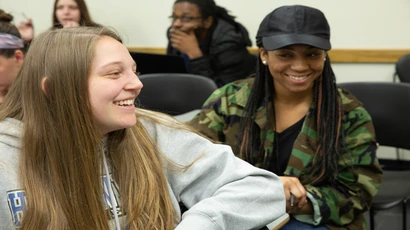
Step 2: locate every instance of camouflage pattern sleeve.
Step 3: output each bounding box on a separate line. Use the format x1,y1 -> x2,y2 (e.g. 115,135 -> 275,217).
304,105 -> 383,229
186,87 -> 230,142
186,79 -> 251,152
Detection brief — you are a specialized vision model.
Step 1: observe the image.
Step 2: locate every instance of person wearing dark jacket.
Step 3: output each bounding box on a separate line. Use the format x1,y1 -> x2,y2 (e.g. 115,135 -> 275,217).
166,0 -> 256,87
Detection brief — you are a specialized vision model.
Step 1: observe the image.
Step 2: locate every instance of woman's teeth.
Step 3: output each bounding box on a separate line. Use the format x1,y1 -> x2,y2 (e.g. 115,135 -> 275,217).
288,75 -> 308,81
115,99 -> 134,106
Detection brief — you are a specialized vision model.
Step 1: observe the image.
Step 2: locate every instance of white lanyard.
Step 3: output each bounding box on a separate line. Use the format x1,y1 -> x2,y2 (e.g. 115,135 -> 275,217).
102,148 -> 121,230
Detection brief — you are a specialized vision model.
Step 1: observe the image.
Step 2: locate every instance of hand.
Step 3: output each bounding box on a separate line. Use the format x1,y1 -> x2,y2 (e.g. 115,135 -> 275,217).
17,19 -> 34,44
279,176 -> 309,214
62,20 -> 80,28
169,28 -> 202,59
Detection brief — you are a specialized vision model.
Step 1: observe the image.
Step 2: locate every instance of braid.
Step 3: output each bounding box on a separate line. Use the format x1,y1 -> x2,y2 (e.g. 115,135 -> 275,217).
309,55 -> 344,184
239,122 -> 250,161
316,76 -> 323,131
239,53 -> 272,166
261,63 -> 274,169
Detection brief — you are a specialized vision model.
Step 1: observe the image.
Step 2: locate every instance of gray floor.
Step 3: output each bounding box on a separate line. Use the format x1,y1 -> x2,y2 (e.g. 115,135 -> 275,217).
365,203 -> 408,230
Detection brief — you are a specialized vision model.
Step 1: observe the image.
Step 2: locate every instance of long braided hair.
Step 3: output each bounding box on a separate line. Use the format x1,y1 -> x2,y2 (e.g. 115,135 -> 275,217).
239,39 -> 345,184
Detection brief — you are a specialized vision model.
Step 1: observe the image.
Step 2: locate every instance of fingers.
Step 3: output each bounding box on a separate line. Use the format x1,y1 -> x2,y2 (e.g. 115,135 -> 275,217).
169,33 -> 182,48
169,29 -> 200,55
169,30 -> 186,50
296,194 -> 308,208
17,22 -> 27,29
25,19 -> 33,27
169,30 -> 183,43
187,29 -> 196,36
170,28 -> 187,36
170,33 -> 182,41
279,176 -> 307,208
18,19 -> 33,28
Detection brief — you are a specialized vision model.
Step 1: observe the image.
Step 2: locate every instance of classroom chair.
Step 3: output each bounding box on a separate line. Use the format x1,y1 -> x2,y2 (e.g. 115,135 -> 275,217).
338,82 -> 410,230
135,73 -> 218,116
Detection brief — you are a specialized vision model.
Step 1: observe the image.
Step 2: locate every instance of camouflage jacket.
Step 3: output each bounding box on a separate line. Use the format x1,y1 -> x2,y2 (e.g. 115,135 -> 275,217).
187,78 -> 383,230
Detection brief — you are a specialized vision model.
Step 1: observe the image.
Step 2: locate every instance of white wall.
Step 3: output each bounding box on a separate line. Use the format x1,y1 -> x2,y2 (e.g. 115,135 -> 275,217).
2,0 -> 410,158
2,0 -> 410,84
3,0 -> 410,48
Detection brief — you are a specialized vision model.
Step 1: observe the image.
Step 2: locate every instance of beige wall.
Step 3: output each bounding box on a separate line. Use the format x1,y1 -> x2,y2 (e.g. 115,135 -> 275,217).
2,0 -> 410,48
2,0 -> 410,159
3,0 -> 409,83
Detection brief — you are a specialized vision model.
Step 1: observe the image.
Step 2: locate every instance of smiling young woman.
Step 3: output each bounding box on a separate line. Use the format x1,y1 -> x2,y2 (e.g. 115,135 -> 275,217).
0,26 -> 286,230
188,5 -> 383,230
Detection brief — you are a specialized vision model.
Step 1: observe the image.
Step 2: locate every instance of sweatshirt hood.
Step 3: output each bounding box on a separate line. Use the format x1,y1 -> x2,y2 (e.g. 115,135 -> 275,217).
0,118 -> 22,149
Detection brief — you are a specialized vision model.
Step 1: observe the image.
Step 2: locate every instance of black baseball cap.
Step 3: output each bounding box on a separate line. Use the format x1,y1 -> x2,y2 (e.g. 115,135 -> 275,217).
256,5 -> 331,51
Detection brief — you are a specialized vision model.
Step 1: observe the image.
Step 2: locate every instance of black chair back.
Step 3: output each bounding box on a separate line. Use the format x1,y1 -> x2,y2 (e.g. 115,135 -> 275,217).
136,73 -> 218,115
338,82 -> 410,150
338,82 -> 410,230
396,54 -> 410,83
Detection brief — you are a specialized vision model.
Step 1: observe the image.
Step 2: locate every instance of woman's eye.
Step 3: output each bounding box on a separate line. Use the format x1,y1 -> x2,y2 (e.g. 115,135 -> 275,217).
279,54 -> 292,58
108,71 -> 121,77
307,53 -> 319,57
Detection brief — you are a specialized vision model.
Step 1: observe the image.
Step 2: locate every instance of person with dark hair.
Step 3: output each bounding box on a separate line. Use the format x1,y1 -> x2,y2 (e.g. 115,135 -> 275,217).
167,0 -> 256,87
0,9 -> 25,103
188,5 -> 383,229
52,0 -> 100,28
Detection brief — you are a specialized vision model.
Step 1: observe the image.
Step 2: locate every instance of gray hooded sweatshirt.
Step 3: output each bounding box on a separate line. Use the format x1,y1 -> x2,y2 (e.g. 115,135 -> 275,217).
0,115 -> 286,230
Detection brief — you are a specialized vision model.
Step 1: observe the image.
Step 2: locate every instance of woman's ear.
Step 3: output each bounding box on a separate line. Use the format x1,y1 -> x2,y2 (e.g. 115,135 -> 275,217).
203,16 -> 213,29
41,77 -> 47,94
259,47 -> 268,65
14,50 -> 25,67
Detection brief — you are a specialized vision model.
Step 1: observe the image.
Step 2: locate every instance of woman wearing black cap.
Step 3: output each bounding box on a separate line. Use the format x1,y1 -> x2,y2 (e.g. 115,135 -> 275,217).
166,0 -> 256,87
188,5 -> 383,229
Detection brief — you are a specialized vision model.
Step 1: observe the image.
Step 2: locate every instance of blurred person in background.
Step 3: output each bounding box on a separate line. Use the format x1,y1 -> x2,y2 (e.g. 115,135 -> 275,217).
167,0 -> 256,87
52,0 -> 100,28
0,9 -> 26,103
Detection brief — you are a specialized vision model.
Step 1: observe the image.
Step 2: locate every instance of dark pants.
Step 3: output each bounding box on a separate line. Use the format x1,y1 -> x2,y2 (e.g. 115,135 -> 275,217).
280,218 -> 329,230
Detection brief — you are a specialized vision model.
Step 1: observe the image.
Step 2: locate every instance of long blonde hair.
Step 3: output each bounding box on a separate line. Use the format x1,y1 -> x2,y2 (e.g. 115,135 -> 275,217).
0,27 -> 176,229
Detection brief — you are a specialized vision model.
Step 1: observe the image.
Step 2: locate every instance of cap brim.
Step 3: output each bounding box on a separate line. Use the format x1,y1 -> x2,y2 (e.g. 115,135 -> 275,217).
262,34 -> 331,51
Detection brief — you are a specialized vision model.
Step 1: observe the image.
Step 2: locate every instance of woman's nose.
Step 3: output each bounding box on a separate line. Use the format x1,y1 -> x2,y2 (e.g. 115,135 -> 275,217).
172,18 -> 182,28
124,73 -> 143,92
291,58 -> 309,71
